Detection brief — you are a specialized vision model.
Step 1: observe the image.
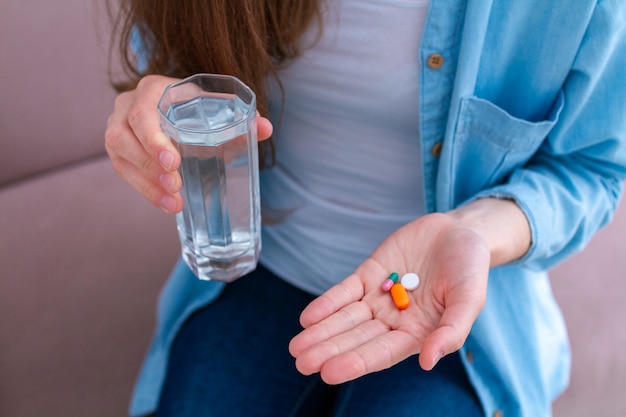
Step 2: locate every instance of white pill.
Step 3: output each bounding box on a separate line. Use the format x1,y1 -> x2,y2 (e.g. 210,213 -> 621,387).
400,273 -> 420,290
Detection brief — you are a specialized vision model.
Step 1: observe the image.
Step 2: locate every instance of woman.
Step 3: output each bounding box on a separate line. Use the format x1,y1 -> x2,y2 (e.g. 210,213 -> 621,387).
105,1 -> 626,416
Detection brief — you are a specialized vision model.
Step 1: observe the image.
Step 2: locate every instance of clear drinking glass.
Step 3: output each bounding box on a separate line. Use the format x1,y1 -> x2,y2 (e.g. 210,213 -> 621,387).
158,74 -> 261,282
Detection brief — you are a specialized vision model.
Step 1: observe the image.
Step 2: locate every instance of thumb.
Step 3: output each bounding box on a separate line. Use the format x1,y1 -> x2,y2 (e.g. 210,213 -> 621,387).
418,298 -> 482,371
418,324 -> 466,371
256,113 -> 273,141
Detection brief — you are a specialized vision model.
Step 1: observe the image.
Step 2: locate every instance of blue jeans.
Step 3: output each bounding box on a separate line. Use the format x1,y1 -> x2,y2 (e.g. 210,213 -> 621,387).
155,264 -> 484,417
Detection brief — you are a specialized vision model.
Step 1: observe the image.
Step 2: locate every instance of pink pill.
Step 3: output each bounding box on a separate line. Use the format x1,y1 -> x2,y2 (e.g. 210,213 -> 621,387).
381,272 -> 399,292
381,279 -> 395,291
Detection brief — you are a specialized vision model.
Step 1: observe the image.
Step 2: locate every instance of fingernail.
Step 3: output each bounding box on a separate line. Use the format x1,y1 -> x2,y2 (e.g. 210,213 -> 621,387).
159,173 -> 175,192
159,151 -> 175,170
432,350 -> 444,368
160,195 -> 177,213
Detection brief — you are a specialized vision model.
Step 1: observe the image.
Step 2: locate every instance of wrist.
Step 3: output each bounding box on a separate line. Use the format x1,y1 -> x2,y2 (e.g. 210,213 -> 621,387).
448,197 -> 531,267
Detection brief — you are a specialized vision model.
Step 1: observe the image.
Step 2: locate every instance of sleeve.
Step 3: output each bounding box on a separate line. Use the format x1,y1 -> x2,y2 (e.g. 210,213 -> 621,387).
130,25 -> 150,73
475,0 -> 626,270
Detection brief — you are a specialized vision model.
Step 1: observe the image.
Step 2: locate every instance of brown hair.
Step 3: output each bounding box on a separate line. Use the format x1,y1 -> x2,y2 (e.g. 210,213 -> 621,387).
109,0 -> 322,167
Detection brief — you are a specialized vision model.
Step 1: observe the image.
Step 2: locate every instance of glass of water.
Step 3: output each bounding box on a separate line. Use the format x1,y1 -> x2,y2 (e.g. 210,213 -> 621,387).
158,74 -> 261,282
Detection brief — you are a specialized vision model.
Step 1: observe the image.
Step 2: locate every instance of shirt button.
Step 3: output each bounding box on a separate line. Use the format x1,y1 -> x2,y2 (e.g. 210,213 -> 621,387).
493,411 -> 503,417
427,53 -> 445,69
431,142 -> 443,157
465,350 -> 474,363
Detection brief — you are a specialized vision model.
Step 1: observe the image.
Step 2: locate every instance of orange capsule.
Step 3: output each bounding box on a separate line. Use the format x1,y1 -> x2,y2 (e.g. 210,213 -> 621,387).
390,283 -> 410,310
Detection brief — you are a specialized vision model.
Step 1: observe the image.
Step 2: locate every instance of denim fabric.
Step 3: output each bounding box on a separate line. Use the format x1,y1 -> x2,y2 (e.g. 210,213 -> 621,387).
155,265 -> 483,417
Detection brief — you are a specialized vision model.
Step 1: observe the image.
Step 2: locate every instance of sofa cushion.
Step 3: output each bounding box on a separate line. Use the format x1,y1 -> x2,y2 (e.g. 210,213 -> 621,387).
0,157 -> 180,417
0,0 -> 117,186
551,201 -> 626,417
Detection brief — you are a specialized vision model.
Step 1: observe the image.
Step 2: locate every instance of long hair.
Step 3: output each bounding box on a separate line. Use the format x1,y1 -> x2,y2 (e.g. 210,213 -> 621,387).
109,0 -> 322,167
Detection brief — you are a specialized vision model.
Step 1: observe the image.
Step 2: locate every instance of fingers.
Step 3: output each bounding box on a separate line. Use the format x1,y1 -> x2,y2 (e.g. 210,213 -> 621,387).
256,113 -> 273,141
292,297 -> 479,384
105,74 -> 275,212
292,318 -> 387,376
289,300 -> 373,357
298,274 -> 365,328
294,324 -> 421,385
105,75 -> 184,212
129,75 -> 181,170
109,155 -> 184,213
106,109 -> 173,187
319,330 -> 419,384
290,302 -> 420,385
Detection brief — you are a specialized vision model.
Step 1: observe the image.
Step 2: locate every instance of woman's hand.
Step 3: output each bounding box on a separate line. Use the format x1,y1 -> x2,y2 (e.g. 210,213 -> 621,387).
104,74 -> 273,213
289,198 -> 531,384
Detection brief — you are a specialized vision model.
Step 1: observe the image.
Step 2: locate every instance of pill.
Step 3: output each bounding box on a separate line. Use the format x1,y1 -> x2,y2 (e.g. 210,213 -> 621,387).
381,272 -> 400,291
400,273 -> 420,290
381,279 -> 394,291
390,283 -> 410,310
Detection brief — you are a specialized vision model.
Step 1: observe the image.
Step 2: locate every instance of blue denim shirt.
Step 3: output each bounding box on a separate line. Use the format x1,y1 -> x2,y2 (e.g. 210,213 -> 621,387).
129,1 -> 626,416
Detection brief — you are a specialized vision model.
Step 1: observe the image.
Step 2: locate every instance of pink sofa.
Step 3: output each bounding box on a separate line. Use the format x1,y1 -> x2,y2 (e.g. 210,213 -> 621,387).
1,1 -> 624,416
0,1 -> 180,416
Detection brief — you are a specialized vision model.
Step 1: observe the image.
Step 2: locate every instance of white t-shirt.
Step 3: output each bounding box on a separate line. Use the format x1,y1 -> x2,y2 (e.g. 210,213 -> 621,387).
260,0 -> 430,295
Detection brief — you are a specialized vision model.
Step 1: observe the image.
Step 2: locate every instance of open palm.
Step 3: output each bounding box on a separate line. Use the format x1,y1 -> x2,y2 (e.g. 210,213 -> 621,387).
288,212 -> 491,384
